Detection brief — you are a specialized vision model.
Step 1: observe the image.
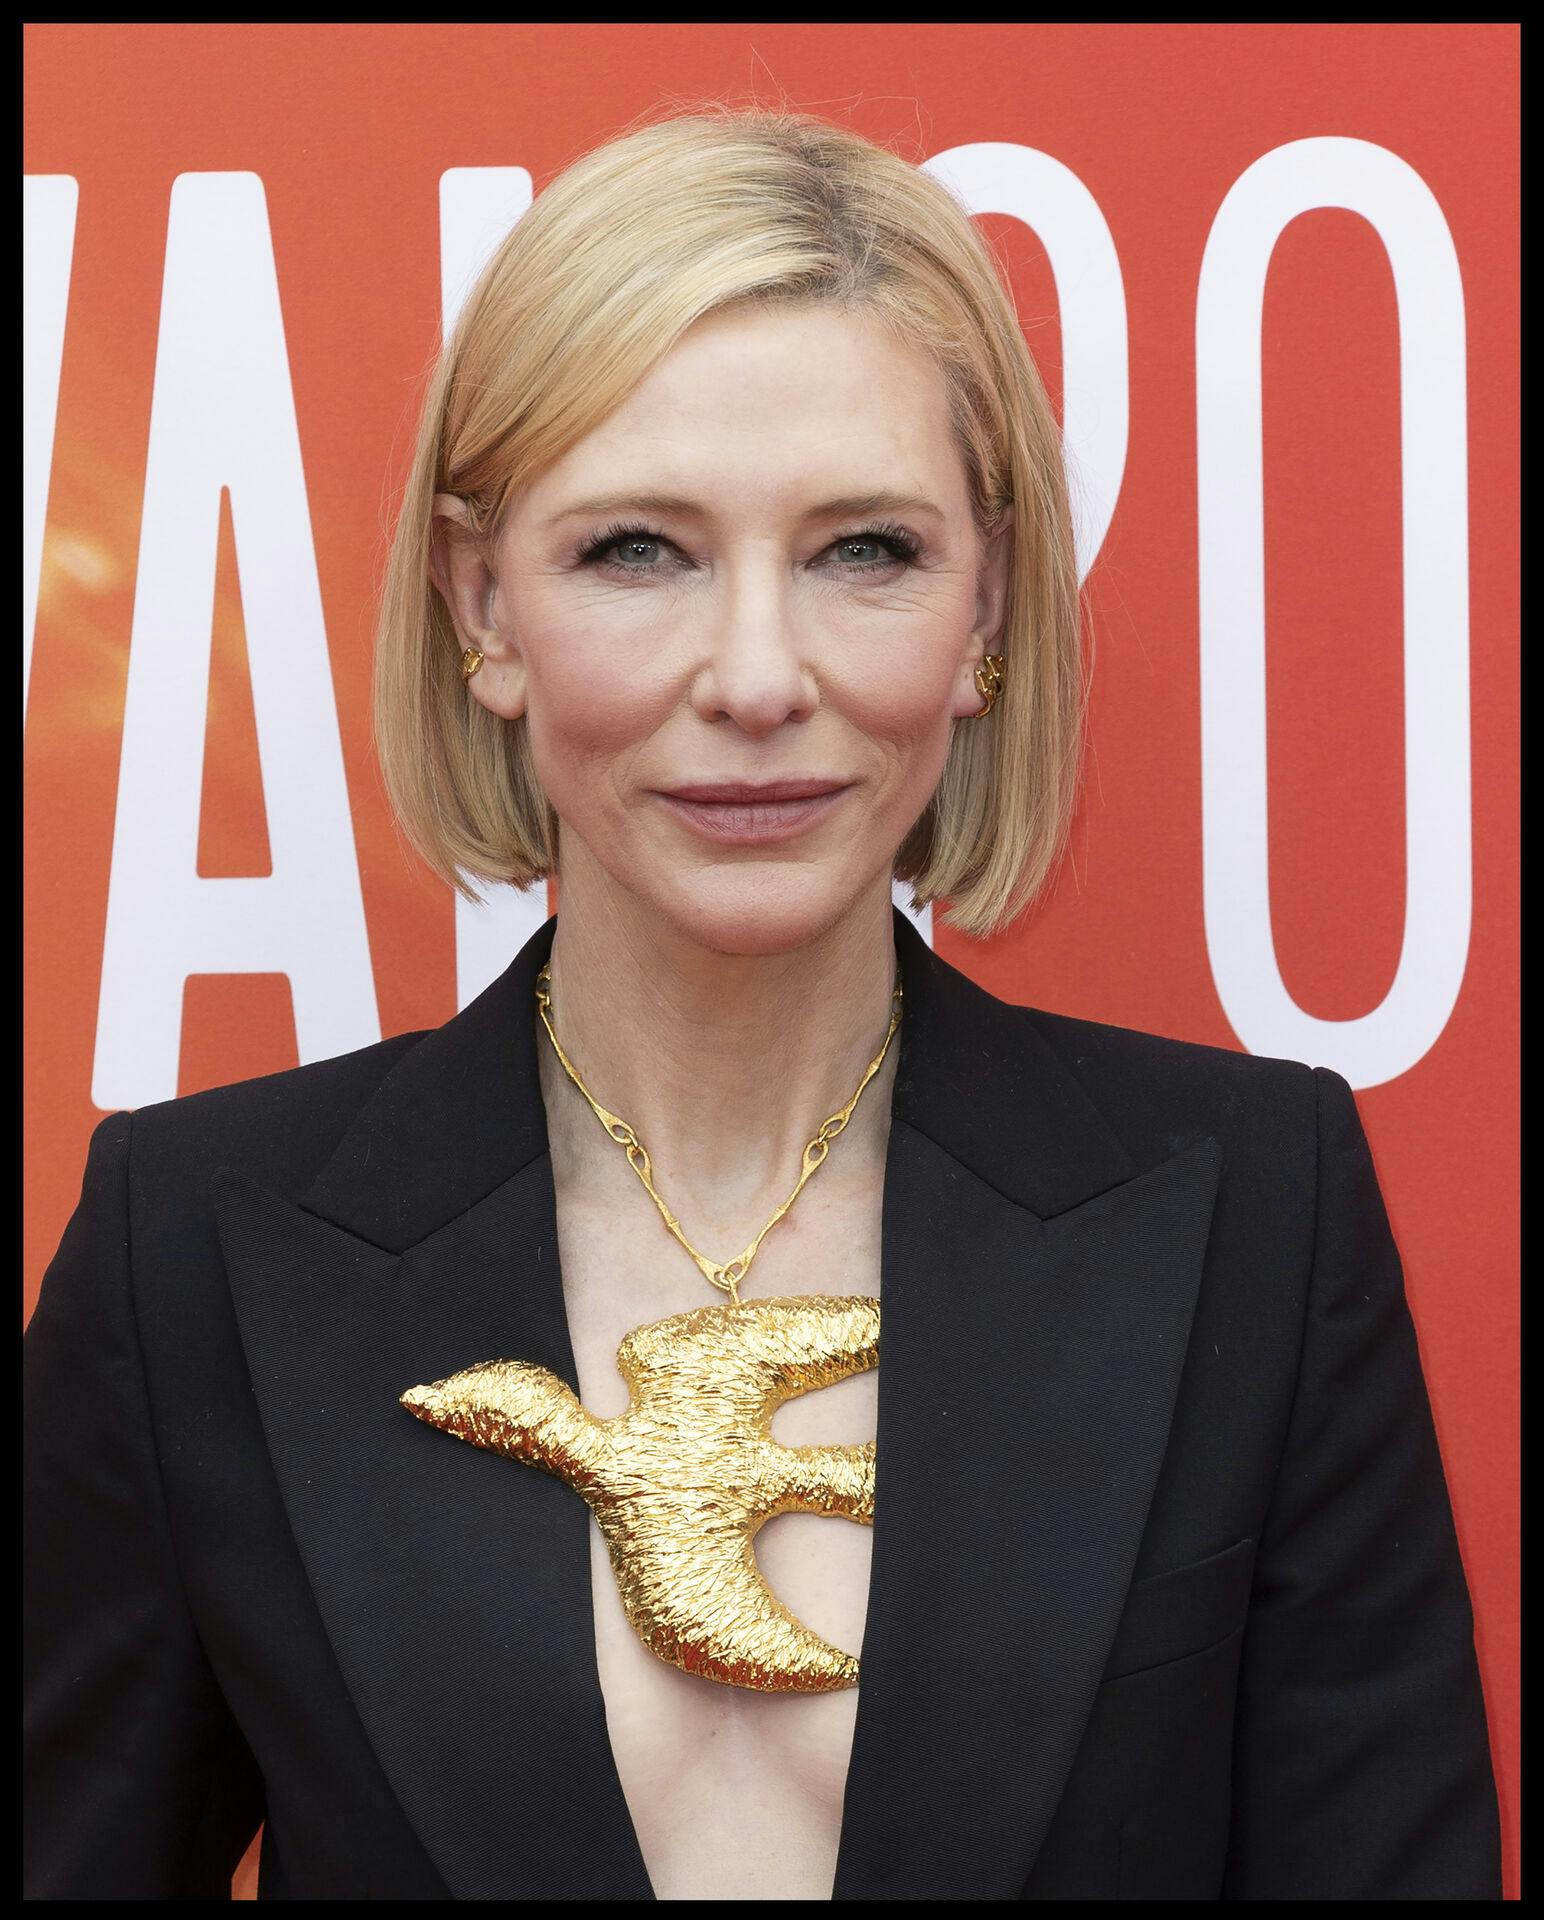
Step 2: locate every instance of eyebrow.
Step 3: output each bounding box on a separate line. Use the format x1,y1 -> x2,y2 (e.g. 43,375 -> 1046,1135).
545,489 -> 947,527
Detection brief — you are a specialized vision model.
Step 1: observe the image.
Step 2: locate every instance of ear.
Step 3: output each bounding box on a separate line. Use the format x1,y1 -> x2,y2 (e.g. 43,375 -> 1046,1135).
974,509 -> 1013,649
429,493 -> 527,721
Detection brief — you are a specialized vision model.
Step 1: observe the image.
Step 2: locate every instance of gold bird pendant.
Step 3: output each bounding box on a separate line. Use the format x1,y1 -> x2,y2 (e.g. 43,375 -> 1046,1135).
401,1295 -> 879,1691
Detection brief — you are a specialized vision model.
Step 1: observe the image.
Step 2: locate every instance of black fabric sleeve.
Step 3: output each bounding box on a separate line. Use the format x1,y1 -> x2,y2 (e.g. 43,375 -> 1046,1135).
24,1110 -> 265,1899
1221,1067 -> 1502,1898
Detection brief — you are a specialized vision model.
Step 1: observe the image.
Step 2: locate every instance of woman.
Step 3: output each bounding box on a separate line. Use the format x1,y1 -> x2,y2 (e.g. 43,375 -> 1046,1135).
24,105 -> 1499,1902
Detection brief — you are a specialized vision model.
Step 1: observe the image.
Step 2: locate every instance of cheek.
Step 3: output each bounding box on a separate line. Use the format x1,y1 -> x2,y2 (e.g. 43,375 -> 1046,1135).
829,627 -> 963,748
521,614 -> 675,773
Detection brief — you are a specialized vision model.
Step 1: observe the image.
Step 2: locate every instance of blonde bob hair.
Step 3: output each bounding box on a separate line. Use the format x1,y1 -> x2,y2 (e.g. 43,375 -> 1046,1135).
374,102 -> 1085,939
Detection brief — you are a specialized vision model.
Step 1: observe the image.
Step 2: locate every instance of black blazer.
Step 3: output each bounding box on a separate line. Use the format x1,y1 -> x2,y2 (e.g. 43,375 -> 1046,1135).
24,908 -> 1501,1901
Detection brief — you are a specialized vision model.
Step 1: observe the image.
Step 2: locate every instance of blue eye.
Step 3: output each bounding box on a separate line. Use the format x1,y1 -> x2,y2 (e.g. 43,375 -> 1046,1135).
575,521 -> 923,577
832,531 -> 920,569
577,526 -> 667,570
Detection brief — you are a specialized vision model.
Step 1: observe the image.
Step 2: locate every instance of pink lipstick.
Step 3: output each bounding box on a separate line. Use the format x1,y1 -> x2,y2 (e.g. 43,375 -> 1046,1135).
654,779 -> 852,846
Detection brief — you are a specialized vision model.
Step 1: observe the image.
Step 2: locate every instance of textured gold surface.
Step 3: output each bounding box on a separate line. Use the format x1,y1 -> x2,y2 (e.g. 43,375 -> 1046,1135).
401,1295 -> 879,1691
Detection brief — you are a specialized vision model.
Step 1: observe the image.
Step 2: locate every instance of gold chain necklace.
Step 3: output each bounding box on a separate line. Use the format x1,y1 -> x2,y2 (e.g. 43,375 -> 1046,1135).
534,958 -> 903,1306
398,951 -> 903,1692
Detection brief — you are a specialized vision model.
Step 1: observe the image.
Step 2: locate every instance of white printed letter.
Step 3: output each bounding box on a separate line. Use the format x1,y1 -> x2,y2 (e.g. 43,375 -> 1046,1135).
919,144 -> 1130,950
94,172 -> 379,1109
1197,137 -> 1471,1088
23,174 -> 78,721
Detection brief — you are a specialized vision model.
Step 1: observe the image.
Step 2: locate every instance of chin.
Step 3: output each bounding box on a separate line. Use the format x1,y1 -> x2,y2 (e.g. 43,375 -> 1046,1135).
647,865 -> 876,958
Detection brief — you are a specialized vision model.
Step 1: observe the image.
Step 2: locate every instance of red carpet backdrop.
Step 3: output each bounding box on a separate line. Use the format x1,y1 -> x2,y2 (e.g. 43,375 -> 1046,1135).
22,23 -> 1519,1898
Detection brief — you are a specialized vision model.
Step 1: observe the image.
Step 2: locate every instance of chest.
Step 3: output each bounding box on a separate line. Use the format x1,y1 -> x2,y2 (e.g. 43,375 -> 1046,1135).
554,1178 -> 882,1900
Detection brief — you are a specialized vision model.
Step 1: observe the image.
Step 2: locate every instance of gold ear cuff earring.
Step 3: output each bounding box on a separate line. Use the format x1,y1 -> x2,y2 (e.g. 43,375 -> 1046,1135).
967,653 -> 1005,719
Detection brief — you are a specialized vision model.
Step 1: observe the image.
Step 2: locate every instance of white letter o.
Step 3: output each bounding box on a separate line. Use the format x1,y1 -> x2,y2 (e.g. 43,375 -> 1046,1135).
1197,137 -> 1471,1089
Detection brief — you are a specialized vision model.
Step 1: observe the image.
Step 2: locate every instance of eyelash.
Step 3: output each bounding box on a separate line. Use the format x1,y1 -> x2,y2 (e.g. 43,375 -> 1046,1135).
574,519 -> 923,578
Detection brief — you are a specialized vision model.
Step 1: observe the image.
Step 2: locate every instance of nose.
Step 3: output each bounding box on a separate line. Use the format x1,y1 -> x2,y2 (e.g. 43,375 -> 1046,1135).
688,562 -> 820,735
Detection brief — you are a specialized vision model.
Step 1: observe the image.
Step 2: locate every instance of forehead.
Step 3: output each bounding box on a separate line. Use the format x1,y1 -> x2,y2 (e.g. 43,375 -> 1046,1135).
527,303 -> 965,512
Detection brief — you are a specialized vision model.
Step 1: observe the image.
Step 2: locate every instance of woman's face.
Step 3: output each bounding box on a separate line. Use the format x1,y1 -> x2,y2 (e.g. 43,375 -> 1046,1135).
432,302 -> 1010,955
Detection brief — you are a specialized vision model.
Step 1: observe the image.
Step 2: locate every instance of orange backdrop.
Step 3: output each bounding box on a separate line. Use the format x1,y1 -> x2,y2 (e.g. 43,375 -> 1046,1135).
22,22 -> 1519,1899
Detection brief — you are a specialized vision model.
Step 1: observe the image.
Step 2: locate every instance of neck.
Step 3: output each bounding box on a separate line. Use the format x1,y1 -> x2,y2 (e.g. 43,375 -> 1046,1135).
537,851 -> 902,1253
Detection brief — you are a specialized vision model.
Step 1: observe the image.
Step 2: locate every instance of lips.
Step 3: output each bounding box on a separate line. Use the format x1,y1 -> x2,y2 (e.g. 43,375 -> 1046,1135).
653,781 -> 852,846
656,779 -> 851,804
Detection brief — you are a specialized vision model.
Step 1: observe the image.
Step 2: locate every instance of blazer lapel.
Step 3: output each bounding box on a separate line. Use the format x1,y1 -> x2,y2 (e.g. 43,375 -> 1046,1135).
214,907 -> 1221,1902
214,913 -> 653,1901
832,915 -> 1223,1898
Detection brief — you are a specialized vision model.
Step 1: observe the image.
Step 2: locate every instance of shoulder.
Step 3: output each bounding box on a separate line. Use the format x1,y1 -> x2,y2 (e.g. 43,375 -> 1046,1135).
1016,998 -> 1333,1169
104,1026 -> 432,1204
1022,998 -> 1319,1097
